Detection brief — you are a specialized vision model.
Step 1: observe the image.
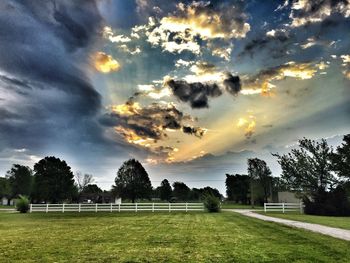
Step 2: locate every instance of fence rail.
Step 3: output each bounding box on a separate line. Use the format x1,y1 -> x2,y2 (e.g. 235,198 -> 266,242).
29,203 -> 204,213
264,202 -> 303,213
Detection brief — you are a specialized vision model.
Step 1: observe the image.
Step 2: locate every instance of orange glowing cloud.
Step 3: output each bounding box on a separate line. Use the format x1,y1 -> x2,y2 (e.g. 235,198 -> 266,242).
93,52 -> 121,73
242,61 -> 319,96
237,116 -> 256,139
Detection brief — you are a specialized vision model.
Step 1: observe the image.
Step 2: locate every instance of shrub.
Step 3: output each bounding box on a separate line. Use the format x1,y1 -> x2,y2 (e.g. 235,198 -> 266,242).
16,195 -> 30,213
204,194 -> 221,212
304,186 -> 350,216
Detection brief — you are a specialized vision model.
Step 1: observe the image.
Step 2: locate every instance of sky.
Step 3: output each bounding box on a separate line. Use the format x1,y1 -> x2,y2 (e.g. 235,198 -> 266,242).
0,0 -> 349,195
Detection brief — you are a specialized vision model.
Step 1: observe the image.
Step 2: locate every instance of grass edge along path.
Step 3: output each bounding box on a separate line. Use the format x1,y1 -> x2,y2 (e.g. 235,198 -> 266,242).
255,211 -> 350,230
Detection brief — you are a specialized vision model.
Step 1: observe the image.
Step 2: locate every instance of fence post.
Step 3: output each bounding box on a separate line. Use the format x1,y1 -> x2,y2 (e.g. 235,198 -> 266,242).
79,203 -> 81,213
264,203 -> 266,213
300,202 -> 303,214
135,203 -> 138,213
152,203 -> 154,212
186,202 -> 188,212
46,203 -> 48,213
62,203 -> 65,213
95,203 -> 98,213
169,203 -> 171,212
282,203 -> 285,213
118,203 -> 120,212
110,203 -> 113,213
29,204 -> 32,213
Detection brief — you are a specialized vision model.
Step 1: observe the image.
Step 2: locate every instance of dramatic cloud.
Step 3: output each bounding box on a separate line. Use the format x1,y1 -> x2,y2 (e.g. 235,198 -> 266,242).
241,29 -> 291,57
290,0 -> 350,27
223,73 -> 242,95
0,1 -> 120,159
242,61 -> 320,96
103,26 -> 131,43
166,79 -> 221,109
102,26 -> 142,55
340,54 -> 350,79
93,52 -> 121,73
166,66 -> 241,108
237,116 -> 256,139
134,1 -> 249,55
100,100 -> 206,146
182,126 -> 207,138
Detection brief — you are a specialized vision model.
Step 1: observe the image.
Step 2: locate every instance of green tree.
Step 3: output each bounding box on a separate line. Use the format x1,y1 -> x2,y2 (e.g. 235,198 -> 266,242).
248,158 -> 272,204
113,159 -> 152,203
159,179 -> 172,201
172,182 -> 191,201
273,138 -> 335,198
32,156 -> 76,203
331,134 -> 350,180
6,164 -> 33,198
225,174 -> 250,204
0,177 -> 11,199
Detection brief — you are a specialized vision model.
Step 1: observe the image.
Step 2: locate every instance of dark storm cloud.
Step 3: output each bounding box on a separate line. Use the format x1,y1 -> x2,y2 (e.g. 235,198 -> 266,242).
223,73 -> 242,95
99,101 -> 206,141
240,29 -> 292,58
0,1 -> 118,155
166,79 -> 222,109
166,74 -> 241,109
182,126 -> 206,138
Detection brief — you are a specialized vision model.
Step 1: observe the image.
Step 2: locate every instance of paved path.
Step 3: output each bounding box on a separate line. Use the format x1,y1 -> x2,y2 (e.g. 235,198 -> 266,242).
227,209 -> 350,241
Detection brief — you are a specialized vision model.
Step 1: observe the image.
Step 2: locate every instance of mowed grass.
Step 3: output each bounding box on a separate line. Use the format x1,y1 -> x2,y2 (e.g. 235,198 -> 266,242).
258,211 -> 350,230
0,212 -> 350,262
221,202 -> 263,209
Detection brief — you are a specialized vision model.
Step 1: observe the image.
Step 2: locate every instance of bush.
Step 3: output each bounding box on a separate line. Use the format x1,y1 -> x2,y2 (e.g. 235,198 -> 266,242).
204,194 -> 221,212
304,186 -> 350,216
16,195 -> 30,213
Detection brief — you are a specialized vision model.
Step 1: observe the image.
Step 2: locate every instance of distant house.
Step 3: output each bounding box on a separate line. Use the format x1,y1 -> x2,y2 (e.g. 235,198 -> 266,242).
78,191 -> 121,204
277,191 -> 301,203
1,196 -> 15,206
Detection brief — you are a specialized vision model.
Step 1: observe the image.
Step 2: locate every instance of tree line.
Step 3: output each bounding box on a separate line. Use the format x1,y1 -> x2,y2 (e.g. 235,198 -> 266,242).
0,157 -> 222,204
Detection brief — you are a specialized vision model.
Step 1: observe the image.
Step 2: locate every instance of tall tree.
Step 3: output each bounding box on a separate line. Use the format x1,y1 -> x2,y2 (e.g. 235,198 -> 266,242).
172,182 -> 191,201
0,177 -> 11,199
75,172 -> 94,193
225,174 -> 250,204
248,158 -> 272,204
159,179 -> 172,201
331,134 -> 350,180
113,159 -> 152,203
32,156 -> 76,203
273,138 -> 335,198
6,164 -> 33,198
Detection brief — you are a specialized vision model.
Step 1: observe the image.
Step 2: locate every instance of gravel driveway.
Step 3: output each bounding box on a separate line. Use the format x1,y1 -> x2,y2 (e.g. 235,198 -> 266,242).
228,209 -> 350,241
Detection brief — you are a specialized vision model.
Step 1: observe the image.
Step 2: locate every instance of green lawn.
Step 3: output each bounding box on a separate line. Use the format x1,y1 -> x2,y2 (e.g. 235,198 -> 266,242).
258,211 -> 350,230
0,205 -> 15,209
0,212 -> 350,262
221,202 -> 263,209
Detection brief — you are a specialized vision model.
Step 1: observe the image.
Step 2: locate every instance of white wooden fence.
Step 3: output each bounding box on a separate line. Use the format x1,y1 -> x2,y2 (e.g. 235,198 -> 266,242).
264,202 -> 303,213
29,203 -> 204,213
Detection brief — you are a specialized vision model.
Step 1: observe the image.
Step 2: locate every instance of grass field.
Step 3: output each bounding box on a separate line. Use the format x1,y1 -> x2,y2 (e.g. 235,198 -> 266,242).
0,205 -> 14,209
258,211 -> 350,230
220,202 -> 263,209
1,211 -> 350,262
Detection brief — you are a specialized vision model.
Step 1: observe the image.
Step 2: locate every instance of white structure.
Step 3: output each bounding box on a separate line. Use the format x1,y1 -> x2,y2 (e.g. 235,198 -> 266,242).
1,197 -> 14,206
115,197 -> 122,204
277,191 -> 300,203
